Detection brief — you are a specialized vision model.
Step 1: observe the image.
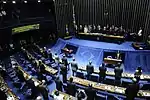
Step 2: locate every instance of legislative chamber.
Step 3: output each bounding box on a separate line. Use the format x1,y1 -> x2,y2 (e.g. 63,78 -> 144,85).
0,0 -> 150,100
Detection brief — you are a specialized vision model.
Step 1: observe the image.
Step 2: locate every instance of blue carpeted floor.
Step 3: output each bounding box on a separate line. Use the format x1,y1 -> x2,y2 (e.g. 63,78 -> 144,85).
51,38 -> 150,74
5,38 -> 150,100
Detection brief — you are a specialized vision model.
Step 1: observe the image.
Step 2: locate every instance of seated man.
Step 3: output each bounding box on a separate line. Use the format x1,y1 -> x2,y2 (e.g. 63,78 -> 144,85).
99,63 -> 107,82
134,66 -> 142,82
86,61 -> 94,80
70,58 -> 78,76
114,63 -> 123,85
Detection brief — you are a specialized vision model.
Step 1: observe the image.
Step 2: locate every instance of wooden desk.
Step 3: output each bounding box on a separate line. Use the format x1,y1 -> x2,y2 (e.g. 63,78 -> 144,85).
70,76 -> 150,97
17,66 -> 41,84
104,58 -> 122,64
78,66 -> 150,81
26,51 -> 58,75
51,90 -> 76,100
0,76 -> 19,100
78,33 -> 124,39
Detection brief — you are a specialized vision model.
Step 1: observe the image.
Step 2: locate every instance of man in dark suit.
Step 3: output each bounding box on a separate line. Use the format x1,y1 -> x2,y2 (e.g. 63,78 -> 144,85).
125,78 -> 140,100
43,47 -> 48,58
39,60 -> 46,74
60,64 -> 67,83
47,49 -> 53,62
134,66 -> 142,83
99,63 -> 107,82
38,82 -> 49,100
70,58 -> 78,76
67,77 -> 76,96
85,84 -> 96,100
114,63 -> 123,85
55,77 -> 63,91
61,55 -> 69,70
86,61 -> 94,80
0,90 -> 7,100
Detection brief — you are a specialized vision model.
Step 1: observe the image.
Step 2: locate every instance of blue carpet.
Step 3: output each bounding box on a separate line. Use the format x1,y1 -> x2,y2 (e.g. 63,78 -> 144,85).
75,46 -> 103,67
55,38 -> 150,74
51,38 -> 66,54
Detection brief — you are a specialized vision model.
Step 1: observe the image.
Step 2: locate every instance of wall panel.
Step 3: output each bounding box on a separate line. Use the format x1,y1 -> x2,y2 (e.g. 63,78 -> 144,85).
55,0 -> 150,40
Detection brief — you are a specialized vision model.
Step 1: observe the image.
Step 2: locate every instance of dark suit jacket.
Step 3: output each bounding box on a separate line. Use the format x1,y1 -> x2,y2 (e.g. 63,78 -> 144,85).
55,79 -> 63,91
60,64 -> 67,75
67,82 -> 76,96
114,67 -> 123,79
71,61 -> 78,72
86,64 -> 94,75
99,67 -> 106,77
85,87 -> 96,100
125,83 -> 140,100
62,57 -> 68,66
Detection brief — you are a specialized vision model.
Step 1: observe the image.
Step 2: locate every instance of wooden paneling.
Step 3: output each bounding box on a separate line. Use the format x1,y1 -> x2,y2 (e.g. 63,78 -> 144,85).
55,0 -> 150,40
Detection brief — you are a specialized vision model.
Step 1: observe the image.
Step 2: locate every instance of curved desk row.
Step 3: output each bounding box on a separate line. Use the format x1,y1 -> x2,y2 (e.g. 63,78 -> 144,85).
0,75 -> 19,100
51,90 -> 76,100
70,76 -> 150,98
78,66 -> 150,81
25,50 -> 58,75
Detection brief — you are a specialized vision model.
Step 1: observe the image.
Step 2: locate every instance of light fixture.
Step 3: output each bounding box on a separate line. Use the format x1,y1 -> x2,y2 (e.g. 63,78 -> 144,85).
12,1 -> 16,4
0,13 -> 2,17
38,0 -> 41,3
1,11 -> 6,16
3,1 -> 6,3
24,0 -> 27,3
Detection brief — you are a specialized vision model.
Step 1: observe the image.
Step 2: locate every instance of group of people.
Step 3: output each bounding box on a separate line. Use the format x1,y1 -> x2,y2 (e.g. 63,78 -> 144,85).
77,24 -> 126,36
54,77 -> 96,100
21,44 -> 144,100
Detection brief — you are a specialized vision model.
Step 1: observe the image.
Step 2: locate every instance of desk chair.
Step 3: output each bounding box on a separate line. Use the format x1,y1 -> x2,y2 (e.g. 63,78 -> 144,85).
103,78 -> 115,86
90,74 -> 98,82
76,71 -> 85,79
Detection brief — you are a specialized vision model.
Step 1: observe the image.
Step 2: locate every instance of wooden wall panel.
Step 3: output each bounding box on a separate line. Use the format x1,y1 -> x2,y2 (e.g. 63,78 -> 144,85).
55,0 -> 150,40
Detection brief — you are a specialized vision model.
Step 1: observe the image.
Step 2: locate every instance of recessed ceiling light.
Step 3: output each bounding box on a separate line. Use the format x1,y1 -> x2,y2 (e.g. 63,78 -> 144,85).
12,1 -> 16,4
38,0 -> 41,3
3,1 -> 6,3
24,0 -> 27,3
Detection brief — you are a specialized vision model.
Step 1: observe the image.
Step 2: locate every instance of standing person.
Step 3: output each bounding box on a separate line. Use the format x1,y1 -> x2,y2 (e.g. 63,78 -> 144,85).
86,61 -> 94,80
47,49 -> 54,62
66,77 -> 76,96
55,77 -> 63,91
61,55 -> 68,70
125,78 -> 140,100
85,84 -> 96,100
99,63 -> 107,82
70,58 -> 78,76
60,64 -> 67,83
114,63 -> 123,85
134,66 -> 142,83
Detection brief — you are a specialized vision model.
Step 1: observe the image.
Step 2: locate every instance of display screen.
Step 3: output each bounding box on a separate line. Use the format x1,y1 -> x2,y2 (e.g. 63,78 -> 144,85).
12,24 -> 40,34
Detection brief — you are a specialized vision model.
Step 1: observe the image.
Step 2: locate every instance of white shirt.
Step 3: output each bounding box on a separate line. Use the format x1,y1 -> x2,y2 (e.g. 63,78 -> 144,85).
138,29 -> 142,36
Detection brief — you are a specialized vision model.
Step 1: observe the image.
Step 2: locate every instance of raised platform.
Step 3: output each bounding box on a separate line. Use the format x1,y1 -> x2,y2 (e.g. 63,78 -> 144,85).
51,38 -> 150,74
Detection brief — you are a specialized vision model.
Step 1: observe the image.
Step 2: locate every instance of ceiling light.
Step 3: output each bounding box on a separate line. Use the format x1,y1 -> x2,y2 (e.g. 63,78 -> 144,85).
38,0 -> 40,3
24,0 -> 27,3
3,1 -> 6,3
12,1 -> 16,4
